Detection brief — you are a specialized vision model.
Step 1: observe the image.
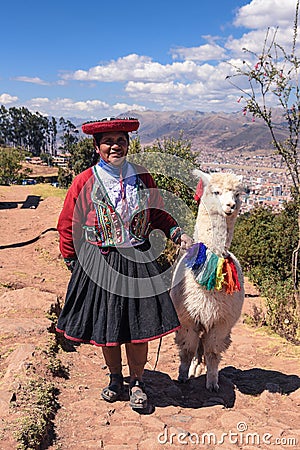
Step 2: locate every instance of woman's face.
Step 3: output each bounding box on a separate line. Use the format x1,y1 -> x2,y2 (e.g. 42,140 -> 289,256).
95,131 -> 129,166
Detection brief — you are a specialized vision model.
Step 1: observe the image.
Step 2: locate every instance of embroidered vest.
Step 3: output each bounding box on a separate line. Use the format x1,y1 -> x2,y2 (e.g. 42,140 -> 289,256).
83,166 -> 151,247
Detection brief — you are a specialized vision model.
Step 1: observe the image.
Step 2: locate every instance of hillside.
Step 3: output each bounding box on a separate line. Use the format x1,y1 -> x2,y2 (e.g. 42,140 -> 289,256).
0,184 -> 299,449
69,109 -> 288,157
119,109 -> 287,153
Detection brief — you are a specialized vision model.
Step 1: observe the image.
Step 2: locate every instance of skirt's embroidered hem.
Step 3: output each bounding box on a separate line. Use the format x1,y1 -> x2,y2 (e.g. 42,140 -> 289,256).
56,325 -> 181,347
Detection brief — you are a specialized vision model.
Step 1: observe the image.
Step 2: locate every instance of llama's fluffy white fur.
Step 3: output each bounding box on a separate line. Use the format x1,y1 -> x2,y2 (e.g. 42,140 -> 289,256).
170,171 -> 245,391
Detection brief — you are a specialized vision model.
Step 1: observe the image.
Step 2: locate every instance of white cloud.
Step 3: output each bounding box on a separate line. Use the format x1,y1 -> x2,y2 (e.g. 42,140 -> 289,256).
62,54 -> 213,84
222,0 -> 300,68
0,93 -> 18,104
171,37 -> 226,62
225,29 -> 273,56
234,0 -> 297,29
62,54 -> 153,82
3,0 -> 300,118
55,1 -> 299,116
125,75 -> 239,111
29,97 -> 50,105
13,76 -> 50,86
27,97 -> 109,114
113,103 -> 147,112
22,97 -> 147,119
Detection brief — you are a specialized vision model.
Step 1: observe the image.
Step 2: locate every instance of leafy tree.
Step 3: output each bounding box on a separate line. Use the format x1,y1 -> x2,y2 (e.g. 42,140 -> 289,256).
40,152 -> 53,166
128,133 -> 200,236
59,117 -> 79,154
128,135 -> 143,154
232,205 -> 298,281
0,105 -> 10,146
69,138 -> 98,176
57,167 -> 73,189
57,137 -> 97,187
8,107 -> 27,148
21,111 -> 48,155
48,116 -> 58,156
227,0 -> 300,312
28,111 -> 50,155
0,147 -> 31,185
129,133 -> 199,202
0,105 -> 60,156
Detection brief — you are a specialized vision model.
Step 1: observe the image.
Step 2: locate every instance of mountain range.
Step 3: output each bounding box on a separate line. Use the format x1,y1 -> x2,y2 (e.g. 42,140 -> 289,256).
73,109 -> 288,155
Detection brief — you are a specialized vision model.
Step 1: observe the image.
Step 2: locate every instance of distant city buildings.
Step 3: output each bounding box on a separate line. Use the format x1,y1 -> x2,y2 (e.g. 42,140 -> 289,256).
25,154 -> 70,168
24,147 -> 292,213
51,154 -> 70,168
199,148 -> 292,213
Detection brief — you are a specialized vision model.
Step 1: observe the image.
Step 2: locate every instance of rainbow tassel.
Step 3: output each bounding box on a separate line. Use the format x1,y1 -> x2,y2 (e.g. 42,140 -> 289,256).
184,243 -> 241,294
185,242 -> 206,270
198,252 -> 219,290
215,257 -> 225,290
230,257 -> 240,290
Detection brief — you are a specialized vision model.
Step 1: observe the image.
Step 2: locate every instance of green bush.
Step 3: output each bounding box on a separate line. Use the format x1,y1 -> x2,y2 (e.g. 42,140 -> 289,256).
0,146 -> 31,185
232,203 -> 300,343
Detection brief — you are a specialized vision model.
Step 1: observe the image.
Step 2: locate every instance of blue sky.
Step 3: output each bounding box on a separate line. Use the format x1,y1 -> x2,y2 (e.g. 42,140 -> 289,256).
0,0 -> 298,119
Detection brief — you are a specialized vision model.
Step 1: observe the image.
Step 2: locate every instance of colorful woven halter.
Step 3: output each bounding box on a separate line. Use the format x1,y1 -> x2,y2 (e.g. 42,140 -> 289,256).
184,243 -> 241,294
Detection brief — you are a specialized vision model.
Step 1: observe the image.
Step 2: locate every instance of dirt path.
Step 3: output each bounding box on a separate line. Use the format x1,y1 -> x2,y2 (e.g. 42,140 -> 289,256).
0,185 -> 299,450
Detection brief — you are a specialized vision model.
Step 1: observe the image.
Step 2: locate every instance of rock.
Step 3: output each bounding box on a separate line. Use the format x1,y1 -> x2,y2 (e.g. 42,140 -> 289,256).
0,318 -> 49,335
0,287 -> 57,314
0,344 -> 35,415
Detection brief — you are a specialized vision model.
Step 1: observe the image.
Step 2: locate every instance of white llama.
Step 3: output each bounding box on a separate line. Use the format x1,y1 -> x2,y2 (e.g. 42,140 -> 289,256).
170,170 -> 245,391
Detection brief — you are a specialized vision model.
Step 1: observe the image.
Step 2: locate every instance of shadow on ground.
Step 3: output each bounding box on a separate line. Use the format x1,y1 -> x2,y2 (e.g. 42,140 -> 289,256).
221,365 -> 300,395
0,227 -> 57,250
135,369 -> 235,410
130,366 -> 300,413
0,195 -> 41,210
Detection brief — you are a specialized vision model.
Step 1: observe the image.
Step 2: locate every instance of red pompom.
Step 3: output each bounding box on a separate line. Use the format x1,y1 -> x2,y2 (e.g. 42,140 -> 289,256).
194,179 -> 203,204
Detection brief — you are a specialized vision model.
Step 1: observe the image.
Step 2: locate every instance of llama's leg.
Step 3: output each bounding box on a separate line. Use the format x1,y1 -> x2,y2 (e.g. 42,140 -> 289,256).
203,326 -> 232,392
204,350 -> 221,392
175,327 -> 199,383
188,338 -> 204,378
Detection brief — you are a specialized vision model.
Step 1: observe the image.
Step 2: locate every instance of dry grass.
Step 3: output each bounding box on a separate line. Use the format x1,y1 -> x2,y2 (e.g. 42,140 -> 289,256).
22,162 -> 58,177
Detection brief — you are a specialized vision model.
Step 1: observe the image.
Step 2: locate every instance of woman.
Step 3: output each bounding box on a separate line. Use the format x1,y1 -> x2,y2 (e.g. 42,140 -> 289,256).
56,117 -> 192,410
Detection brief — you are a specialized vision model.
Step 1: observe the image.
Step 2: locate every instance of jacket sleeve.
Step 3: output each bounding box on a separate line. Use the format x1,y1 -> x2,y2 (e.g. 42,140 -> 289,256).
57,169 -> 92,259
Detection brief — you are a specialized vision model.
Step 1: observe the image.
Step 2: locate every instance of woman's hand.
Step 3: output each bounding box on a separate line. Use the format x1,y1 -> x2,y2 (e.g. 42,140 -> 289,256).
180,233 -> 193,250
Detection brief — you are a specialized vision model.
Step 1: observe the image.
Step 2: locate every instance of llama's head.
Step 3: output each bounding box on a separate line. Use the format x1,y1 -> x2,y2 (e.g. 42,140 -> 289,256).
194,170 -> 244,218
193,170 -> 244,254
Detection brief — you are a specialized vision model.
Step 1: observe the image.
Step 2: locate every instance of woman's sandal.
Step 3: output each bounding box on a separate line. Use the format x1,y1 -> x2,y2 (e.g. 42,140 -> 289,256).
101,373 -> 124,402
129,379 -> 148,410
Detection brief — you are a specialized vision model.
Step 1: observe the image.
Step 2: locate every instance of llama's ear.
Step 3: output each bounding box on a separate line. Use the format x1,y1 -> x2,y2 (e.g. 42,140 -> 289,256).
192,169 -> 210,187
192,169 -> 210,204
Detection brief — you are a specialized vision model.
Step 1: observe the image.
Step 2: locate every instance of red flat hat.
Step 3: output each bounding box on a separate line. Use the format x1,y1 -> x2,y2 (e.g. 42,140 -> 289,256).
82,117 -> 140,135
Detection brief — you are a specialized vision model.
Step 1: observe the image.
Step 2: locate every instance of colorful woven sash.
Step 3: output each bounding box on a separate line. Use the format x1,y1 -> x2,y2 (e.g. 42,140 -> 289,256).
184,243 -> 241,294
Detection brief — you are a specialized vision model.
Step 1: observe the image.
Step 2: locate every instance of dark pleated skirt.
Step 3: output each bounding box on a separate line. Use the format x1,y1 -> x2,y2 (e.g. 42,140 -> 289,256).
56,241 -> 180,346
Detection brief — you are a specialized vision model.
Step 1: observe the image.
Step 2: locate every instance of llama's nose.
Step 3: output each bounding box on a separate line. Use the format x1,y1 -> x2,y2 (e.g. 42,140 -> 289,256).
227,201 -> 236,209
